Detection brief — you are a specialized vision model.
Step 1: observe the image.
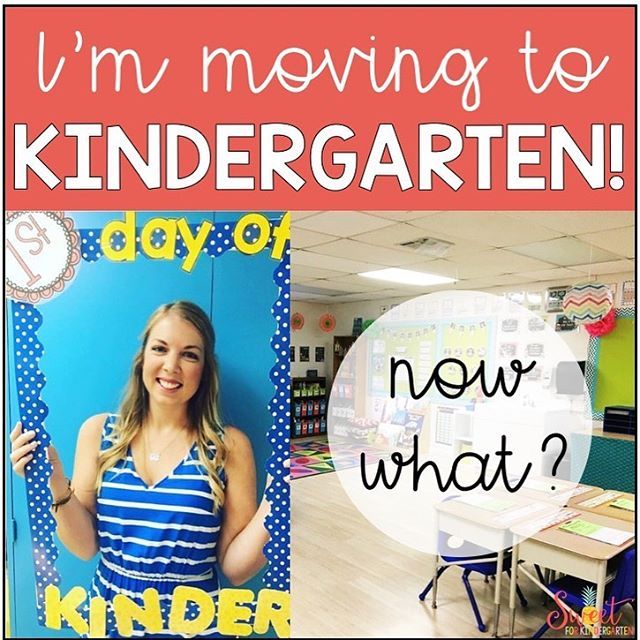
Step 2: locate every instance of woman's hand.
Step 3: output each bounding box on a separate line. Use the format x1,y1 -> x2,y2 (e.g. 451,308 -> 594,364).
265,458 -> 290,492
10,422 -> 66,490
10,422 -> 40,477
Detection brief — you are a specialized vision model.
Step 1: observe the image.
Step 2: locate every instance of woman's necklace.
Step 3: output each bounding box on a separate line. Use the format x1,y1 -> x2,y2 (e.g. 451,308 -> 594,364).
143,425 -> 188,462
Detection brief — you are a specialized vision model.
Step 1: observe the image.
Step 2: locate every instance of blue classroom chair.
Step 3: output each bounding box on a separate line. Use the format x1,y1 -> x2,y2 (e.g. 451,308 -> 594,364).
534,547 -> 636,638
419,532 -> 528,633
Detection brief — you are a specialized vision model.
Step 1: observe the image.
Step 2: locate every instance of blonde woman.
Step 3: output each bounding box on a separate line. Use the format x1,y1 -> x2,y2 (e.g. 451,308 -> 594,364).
11,301 -> 275,637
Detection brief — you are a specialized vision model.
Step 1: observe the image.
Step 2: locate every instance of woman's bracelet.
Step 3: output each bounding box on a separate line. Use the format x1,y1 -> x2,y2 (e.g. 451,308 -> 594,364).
51,478 -> 74,513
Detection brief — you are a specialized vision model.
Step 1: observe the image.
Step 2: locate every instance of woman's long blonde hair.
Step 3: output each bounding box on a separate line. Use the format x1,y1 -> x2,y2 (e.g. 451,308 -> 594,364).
96,301 -> 228,510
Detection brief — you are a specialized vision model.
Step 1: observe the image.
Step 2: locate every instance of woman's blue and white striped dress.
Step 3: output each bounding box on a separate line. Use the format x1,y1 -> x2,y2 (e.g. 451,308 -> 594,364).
92,415 -> 224,637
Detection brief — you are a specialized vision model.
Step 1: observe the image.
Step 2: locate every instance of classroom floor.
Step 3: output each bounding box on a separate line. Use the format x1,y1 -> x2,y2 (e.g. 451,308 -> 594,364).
291,472 -> 636,638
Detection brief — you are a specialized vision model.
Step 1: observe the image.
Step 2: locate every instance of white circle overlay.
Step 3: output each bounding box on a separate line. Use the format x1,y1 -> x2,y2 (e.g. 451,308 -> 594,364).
327,291 -> 592,557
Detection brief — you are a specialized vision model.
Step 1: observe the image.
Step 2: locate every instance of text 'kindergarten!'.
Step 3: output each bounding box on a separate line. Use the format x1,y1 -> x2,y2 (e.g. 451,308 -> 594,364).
13,30 -> 627,195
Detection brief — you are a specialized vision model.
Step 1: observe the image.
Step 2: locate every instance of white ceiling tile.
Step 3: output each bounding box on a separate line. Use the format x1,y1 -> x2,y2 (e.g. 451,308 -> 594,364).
454,263 -> 518,279
294,211 -> 397,236
331,289 -> 410,302
504,211 -> 634,235
363,211 -> 442,221
292,249 -> 380,273
410,260 -> 506,280
576,228 -> 635,259
452,249 -> 554,271
517,268 -> 585,282
291,228 -> 340,249
411,212 -> 563,246
324,293 -> 370,302
351,222 -> 431,247
289,211 -> 327,220
508,237 -> 621,265
305,238 -> 426,266
571,259 -> 635,275
407,260 -> 460,278
298,279 -> 375,293
452,278 -> 502,290
327,274 -> 403,289
351,222 -> 492,257
290,264 -> 347,279
490,273 -> 545,286
290,291 -> 334,302
293,283 -> 357,296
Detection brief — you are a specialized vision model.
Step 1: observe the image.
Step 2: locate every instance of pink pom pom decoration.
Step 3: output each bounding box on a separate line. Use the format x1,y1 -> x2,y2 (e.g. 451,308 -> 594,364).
584,309 -> 616,337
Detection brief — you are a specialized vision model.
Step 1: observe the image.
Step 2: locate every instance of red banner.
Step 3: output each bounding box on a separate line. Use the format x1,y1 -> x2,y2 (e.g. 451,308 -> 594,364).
4,6 -> 635,210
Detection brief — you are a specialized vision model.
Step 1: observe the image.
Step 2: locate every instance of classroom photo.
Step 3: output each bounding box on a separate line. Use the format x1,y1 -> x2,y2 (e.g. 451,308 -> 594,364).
290,210 -> 635,638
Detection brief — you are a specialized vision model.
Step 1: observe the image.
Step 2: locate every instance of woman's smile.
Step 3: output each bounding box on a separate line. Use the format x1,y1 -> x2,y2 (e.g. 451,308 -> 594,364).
156,377 -> 183,392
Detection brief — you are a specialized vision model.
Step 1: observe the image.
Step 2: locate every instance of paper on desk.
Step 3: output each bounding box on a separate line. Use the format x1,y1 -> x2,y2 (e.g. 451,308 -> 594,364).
515,508 -> 579,536
454,494 -> 516,512
590,527 -> 634,546
546,485 -> 594,504
559,519 -> 634,546
559,519 -> 600,536
494,502 -> 551,526
578,491 -> 622,509
568,485 -> 594,497
610,498 -> 635,512
549,489 -> 579,504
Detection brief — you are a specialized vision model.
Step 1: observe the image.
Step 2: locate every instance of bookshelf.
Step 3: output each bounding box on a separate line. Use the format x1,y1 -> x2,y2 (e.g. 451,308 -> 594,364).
333,335 -> 357,378
291,376 -> 327,438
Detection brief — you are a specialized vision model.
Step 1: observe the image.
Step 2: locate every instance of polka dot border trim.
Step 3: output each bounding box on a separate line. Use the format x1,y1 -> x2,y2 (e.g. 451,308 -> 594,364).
263,246 -> 291,592
11,301 -> 61,626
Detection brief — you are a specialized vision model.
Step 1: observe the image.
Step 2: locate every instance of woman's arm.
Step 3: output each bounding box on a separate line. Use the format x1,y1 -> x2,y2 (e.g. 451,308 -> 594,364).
11,413 -> 105,561
48,413 -> 107,560
216,426 -> 270,586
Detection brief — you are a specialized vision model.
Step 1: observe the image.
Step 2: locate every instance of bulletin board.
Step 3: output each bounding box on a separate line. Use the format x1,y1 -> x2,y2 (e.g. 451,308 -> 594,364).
586,308 -> 635,420
366,318 -> 492,401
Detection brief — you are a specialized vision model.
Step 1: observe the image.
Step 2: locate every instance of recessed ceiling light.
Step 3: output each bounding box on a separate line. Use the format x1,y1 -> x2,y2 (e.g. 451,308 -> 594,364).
358,268 -> 457,286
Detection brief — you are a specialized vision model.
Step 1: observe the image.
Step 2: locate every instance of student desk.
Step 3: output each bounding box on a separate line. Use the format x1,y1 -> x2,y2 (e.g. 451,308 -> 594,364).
566,487 -> 604,507
433,495 -> 558,637
515,479 -> 603,508
508,509 -> 635,638
570,491 -> 635,523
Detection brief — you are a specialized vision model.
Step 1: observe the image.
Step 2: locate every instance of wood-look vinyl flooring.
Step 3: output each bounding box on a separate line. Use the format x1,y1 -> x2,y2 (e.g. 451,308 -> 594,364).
291,472 -> 636,638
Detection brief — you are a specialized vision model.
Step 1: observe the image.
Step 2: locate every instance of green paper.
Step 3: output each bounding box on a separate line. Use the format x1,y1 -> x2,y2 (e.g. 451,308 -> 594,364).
610,498 -> 635,511
591,315 -> 635,415
559,519 -> 602,537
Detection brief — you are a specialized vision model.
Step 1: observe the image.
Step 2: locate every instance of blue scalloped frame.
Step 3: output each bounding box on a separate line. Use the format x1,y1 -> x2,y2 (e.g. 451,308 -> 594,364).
9,213 -> 290,628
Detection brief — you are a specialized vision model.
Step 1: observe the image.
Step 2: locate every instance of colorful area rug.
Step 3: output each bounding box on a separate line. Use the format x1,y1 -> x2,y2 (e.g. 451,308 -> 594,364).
291,441 -> 335,479
291,439 -> 389,479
